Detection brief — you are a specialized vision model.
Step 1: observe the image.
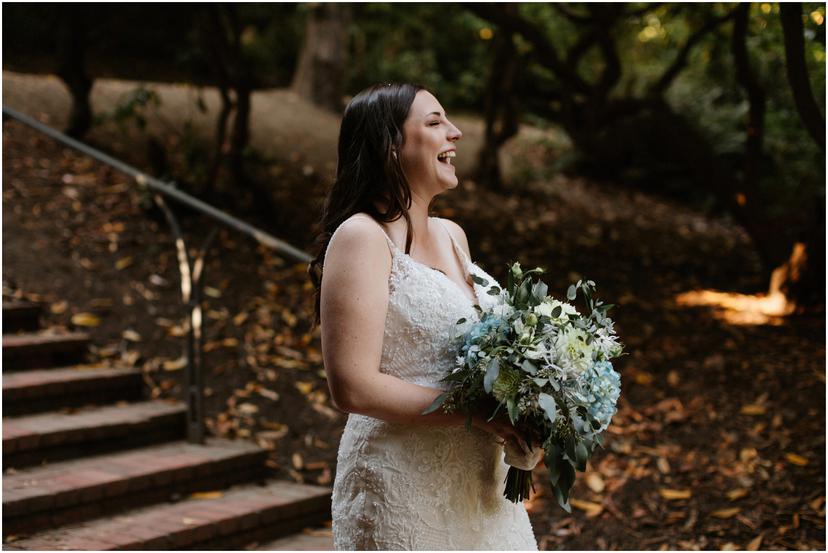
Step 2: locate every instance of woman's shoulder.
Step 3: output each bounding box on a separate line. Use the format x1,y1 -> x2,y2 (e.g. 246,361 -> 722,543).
325,212 -> 392,263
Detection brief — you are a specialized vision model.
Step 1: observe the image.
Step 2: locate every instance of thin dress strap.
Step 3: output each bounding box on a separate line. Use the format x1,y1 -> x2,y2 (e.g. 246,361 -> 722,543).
349,213 -> 398,257
433,217 -> 471,269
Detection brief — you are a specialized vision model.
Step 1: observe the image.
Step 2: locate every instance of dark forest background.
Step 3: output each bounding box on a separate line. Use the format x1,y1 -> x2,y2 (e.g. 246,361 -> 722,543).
2,3 -> 825,550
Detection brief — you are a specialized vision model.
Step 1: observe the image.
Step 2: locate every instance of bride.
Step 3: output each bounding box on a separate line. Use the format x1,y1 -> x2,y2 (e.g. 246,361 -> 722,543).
307,82 -> 539,550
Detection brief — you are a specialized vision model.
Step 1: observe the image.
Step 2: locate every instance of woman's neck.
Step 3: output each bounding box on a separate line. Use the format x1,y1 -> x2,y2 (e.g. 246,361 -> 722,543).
374,192 -> 435,253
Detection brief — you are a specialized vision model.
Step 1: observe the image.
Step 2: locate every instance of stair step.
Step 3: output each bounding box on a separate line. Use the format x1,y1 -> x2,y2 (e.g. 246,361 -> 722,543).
3,332 -> 90,371
4,400 -> 187,469
3,438 -> 268,536
249,524 -> 334,550
2,302 -> 42,333
3,479 -> 331,550
3,365 -> 143,416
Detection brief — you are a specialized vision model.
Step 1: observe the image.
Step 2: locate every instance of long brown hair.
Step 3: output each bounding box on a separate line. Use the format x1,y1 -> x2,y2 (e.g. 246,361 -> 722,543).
307,82 -> 426,329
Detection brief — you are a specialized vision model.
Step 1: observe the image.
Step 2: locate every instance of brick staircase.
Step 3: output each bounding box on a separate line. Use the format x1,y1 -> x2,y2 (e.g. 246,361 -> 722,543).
2,299 -> 334,550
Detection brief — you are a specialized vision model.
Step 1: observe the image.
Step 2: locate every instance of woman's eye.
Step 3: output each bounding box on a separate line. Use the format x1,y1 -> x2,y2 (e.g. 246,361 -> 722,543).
429,121 -> 440,126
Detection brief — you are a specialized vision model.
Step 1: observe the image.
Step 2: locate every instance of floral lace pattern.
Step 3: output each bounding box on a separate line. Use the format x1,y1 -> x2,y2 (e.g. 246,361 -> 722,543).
327,215 -> 538,551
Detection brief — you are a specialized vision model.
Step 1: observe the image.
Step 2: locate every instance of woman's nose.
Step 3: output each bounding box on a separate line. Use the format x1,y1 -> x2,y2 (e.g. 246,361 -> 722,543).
448,123 -> 462,141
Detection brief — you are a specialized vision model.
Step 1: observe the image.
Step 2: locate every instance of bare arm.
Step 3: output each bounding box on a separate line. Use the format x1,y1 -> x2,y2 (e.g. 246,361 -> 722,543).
321,217 -> 528,448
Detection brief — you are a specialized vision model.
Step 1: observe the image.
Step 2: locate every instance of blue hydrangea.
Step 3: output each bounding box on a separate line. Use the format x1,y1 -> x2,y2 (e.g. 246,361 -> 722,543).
459,316 -> 505,366
465,315 -> 504,345
579,360 -> 621,432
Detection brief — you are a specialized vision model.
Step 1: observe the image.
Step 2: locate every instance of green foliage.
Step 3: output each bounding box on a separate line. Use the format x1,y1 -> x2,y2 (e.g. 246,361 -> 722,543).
95,86 -> 161,134
666,3 -> 825,222
345,3 -> 494,111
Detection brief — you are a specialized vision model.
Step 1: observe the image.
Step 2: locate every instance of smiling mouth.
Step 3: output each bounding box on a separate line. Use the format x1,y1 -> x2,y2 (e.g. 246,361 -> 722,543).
437,151 -> 456,165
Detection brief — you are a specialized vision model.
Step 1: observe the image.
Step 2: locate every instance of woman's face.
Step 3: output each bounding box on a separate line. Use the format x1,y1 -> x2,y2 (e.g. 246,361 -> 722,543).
399,90 -> 463,196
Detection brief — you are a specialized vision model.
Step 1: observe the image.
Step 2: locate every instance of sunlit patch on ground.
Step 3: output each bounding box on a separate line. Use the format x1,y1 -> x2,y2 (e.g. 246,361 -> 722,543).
674,289 -> 794,326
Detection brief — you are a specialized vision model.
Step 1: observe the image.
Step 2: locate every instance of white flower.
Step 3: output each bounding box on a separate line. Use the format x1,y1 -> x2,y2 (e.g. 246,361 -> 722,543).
533,301 -> 554,318
554,327 -> 595,375
535,299 -> 579,322
491,302 -> 515,319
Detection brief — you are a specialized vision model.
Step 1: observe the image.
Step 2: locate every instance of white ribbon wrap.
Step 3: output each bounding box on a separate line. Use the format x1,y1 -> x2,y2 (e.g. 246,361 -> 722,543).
503,441 -> 545,471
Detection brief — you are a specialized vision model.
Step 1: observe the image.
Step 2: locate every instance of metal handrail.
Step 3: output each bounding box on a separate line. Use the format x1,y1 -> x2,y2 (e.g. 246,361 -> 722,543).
2,106 -> 312,263
3,105 -> 314,444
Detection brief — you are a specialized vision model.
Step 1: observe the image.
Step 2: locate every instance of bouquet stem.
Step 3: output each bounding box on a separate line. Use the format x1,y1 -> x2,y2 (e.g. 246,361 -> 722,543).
503,466 -> 535,503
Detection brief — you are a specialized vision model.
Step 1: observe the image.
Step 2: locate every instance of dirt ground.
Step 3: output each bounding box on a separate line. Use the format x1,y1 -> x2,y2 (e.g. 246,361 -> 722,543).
2,71 -> 825,551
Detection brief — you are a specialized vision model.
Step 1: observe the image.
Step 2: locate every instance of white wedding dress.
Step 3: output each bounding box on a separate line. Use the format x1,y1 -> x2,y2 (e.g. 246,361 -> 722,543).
328,214 -> 539,551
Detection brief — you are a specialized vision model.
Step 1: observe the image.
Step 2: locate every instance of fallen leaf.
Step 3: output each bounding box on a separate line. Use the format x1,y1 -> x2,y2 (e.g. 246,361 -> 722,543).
585,472 -> 605,493
570,498 -> 603,517
740,404 -> 766,416
260,420 -> 289,432
238,403 -> 259,415
190,491 -> 223,500
257,387 -> 280,401
295,381 -> 314,395
115,256 -> 134,270
71,312 -> 101,327
726,488 -> 749,501
163,357 -> 187,371
204,286 -> 222,298
51,301 -> 68,314
634,371 -> 653,385
292,452 -> 304,470
784,453 -> 808,466
659,488 -> 691,500
317,467 -> 332,485
745,533 -> 763,551
122,329 -> 142,342
711,507 -> 741,518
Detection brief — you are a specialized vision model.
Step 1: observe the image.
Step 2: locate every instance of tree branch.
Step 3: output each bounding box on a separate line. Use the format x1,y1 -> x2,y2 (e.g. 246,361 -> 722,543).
466,3 -> 591,94
649,5 -> 739,97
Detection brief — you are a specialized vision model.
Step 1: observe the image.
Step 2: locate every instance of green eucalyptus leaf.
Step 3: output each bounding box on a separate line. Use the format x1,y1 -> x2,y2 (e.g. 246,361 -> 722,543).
422,391 -> 449,415
532,281 -> 548,302
546,443 -> 562,486
484,357 -> 500,393
506,396 -> 520,425
574,441 -> 589,471
538,393 -> 558,424
471,274 -> 489,286
567,285 -> 577,301
455,318 -> 466,325
520,359 -> 538,375
487,287 -> 501,296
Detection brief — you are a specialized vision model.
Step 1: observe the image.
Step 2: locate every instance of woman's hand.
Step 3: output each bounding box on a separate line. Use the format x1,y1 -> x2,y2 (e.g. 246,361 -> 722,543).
470,408 -> 531,455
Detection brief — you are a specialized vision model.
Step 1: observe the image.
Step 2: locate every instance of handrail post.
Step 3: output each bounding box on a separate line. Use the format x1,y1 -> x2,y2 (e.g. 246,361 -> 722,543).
2,105 -> 315,445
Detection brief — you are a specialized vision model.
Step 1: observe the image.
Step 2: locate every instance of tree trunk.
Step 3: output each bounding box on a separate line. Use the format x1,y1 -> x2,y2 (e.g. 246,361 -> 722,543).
291,2 -> 351,112
475,14 -> 522,192
779,3 -> 825,151
55,6 -> 92,138
230,84 -> 251,184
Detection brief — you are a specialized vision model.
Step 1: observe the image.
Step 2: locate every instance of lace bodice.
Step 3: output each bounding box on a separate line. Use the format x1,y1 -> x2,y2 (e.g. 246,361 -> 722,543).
327,214 -> 538,551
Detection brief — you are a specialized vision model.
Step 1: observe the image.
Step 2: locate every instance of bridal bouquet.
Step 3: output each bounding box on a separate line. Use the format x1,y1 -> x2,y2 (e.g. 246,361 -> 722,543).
423,262 -> 624,512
